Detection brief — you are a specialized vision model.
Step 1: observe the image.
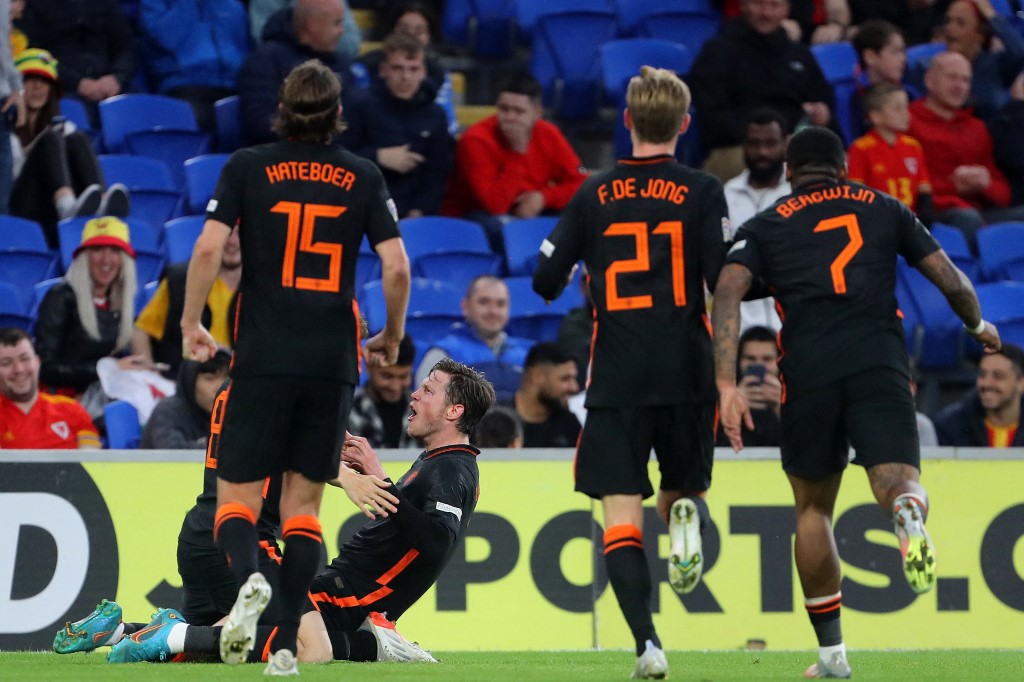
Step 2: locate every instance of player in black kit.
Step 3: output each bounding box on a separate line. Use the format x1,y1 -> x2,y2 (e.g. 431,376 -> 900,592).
712,127 -> 1002,679
84,359 -> 495,666
533,66 -> 730,680
180,60 -> 411,675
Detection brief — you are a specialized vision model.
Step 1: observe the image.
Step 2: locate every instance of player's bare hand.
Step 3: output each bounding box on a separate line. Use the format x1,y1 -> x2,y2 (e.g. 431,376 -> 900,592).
338,466 -> 398,519
362,331 -> 401,367
972,320 -> 1001,354
512,190 -> 545,218
181,323 -> 217,362
342,432 -> 388,479
718,384 -> 754,452
377,145 -> 425,174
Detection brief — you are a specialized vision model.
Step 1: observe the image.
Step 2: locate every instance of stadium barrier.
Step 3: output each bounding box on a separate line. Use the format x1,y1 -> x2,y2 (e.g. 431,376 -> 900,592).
1,447 -> 1022,651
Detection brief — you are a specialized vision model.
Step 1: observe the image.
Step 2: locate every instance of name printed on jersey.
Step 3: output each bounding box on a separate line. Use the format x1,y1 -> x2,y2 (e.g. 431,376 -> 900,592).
596,177 -> 689,205
435,501 -> 462,522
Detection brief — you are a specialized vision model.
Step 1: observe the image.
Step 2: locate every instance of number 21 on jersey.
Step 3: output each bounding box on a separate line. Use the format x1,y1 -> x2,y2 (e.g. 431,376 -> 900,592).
603,221 -> 686,311
271,201 -> 347,293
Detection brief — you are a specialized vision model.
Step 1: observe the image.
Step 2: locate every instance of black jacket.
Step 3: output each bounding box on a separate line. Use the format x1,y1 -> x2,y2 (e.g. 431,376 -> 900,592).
688,18 -> 836,149
933,390 -> 1024,447
140,360 -> 210,450
237,7 -> 350,146
35,282 -> 123,393
19,0 -> 137,92
339,81 -> 452,217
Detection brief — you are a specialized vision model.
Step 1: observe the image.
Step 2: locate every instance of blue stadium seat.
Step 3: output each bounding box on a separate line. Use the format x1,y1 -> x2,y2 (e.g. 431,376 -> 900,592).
360,277 -> 463,349
614,0 -> 717,36
600,38 -> 693,158
515,0 -> 610,42
530,9 -> 618,119
503,216 -> 558,276
163,216 -> 206,265
974,281 -> 1024,348
31,277 -> 62,319
504,275 -> 582,341
897,258 -> 963,368
104,400 -> 141,449
811,42 -> 858,144
58,217 -> 166,286
930,223 -> 980,283
214,95 -> 242,153
905,42 -> 946,74
400,216 -> 502,292
59,98 -> 100,148
442,0 -> 516,58
639,10 -> 720,54
98,154 -> 181,226
0,280 -> 33,330
135,279 -> 160,314
126,130 -> 212,189
0,216 -> 60,304
976,222 -> 1024,282
98,94 -> 202,154
356,238 -> 382,294
183,154 -> 230,215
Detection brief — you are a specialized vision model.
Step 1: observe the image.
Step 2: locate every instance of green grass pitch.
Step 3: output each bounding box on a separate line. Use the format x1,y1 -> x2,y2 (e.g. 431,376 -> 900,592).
1,650 -> 1021,681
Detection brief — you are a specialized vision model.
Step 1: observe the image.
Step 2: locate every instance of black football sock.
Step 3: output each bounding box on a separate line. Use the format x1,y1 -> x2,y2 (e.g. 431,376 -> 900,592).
328,629 -> 378,661
805,593 -> 843,646
604,523 -> 660,656
183,625 -> 222,655
273,514 -> 324,654
213,502 -> 259,586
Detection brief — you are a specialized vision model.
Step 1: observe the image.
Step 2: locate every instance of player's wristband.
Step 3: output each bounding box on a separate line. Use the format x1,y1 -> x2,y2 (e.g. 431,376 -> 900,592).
965,320 -> 986,336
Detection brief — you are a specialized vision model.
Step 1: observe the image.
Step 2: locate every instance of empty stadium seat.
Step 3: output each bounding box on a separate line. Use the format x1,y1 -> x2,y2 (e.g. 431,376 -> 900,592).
503,216 -> 558,276
98,154 -> 181,225
442,0 -> 517,58
930,223 -> 980,283
183,154 -> 230,215
98,94 -> 202,154
214,95 -> 242,153
504,274 -> 582,341
977,222 -> 1024,282
400,216 -> 503,291
104,400 -> 141,449
0,216 -> 60,304
360,277 -> 463,349
975,281 -> 1024,348
163,216 -> 206,265
897,258 -> 964,368
811,42 -> 859,144
0,281 -> 33,331
614,0 -> 717,36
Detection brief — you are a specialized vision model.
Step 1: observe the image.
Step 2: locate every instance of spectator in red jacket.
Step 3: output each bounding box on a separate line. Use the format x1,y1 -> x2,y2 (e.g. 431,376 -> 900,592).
908,51 -> 1024,252
441,72 -> 587,255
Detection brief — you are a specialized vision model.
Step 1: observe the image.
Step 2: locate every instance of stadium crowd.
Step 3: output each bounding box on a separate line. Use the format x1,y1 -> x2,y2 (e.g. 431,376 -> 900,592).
1,0 -> 1022,452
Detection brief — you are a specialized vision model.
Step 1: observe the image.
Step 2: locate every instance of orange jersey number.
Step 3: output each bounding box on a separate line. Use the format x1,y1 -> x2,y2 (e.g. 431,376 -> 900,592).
813,213 -> 863,294
271,201 -> 347,293
604,220 -> 686,311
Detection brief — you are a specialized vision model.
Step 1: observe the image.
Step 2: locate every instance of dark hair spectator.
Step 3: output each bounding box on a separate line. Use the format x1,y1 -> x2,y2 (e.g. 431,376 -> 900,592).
473,405 -> 523,448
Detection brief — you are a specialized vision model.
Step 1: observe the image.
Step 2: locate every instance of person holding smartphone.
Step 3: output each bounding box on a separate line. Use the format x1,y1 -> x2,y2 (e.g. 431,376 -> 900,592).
715,325 -> 781,447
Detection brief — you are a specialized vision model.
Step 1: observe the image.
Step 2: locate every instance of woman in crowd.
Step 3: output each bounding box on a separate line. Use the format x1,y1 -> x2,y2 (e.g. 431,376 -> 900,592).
35,217 -> 141,416
9,48 -> 128,247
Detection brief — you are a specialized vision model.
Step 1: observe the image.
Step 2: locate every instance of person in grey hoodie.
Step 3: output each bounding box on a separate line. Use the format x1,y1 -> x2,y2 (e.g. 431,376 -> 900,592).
140,349 -> 229,449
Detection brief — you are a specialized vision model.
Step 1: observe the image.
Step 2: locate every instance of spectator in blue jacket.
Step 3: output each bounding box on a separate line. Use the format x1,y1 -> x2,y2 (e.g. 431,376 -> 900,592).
339,32 -> 452,218
18,0 -> 136,127
237,0 -> 349,145
415,275 -> 534,403
249,0 -> 361,62
138,0 -> 250,131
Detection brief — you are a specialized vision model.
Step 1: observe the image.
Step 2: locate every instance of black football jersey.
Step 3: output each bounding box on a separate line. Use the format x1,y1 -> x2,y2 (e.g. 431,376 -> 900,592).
726,180 -> 940,399
208,140 -> 400,382
533,155 -> 730,406
324,445 -> 479,621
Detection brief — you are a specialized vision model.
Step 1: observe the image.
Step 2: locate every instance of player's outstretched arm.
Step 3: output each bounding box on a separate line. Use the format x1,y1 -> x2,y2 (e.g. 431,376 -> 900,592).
711,263 -> 757,451
364,237 -> 411,367
914,250 -> 1002,353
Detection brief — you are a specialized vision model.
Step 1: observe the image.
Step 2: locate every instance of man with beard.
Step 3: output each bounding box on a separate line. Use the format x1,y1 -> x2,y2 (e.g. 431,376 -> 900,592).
934,343 -> 1024,447
724,108 -> 789,333
505,342 -> 580,448
133,225 -> 242,379
0,327 -> 100,449
348,334 -> 417,449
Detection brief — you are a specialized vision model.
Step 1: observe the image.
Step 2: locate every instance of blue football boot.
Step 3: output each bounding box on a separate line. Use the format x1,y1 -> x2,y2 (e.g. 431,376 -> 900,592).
53,599 -> 123,654
106,608 -> 184,663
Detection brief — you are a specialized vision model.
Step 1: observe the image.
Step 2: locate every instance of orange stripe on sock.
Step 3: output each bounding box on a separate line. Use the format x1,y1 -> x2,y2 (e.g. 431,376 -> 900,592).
213,502 -> 257,539
282,514 -> 322,539
261,626 -> 278,663
603,524 -> 643,554
805,595 -> 842,614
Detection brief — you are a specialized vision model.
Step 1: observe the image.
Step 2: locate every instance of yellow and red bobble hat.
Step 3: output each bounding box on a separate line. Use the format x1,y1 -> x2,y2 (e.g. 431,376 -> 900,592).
14,48 -> 58,83
74,216 -> 136,259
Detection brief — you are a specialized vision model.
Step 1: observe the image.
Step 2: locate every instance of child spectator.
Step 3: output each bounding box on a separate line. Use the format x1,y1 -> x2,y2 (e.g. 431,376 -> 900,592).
847,82 -> 933,223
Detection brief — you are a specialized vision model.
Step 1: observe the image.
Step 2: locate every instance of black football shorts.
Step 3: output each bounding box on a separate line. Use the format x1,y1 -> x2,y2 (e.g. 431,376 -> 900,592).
574,403 -> 715,499
780,366 -> 920,479
215,376 -> 354,483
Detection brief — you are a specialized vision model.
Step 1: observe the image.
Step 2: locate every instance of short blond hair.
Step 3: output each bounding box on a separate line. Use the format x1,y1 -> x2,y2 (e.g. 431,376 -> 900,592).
625,66 -> 690,144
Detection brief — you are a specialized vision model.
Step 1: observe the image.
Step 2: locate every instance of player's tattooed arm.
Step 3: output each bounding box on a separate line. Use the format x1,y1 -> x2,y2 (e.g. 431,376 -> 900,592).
712,264 -> 753,385
915,250 -> 983,328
